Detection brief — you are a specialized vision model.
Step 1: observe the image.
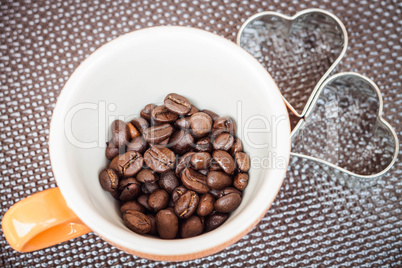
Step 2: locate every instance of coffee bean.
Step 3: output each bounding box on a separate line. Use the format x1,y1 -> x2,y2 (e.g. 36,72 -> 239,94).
151,105 -> 179,123
214,192 -> 241,213
180,215 -> 203,238
230,137 -> 243,155
136,169 -> 159,183
181,168 -> 210,194
158,137 -> 170,145
204,212 -> 228,232
148,189 -> 169,212
219,187 -> 242,198
198,169 -> 209,176
207,171 -> 232,190
169,130 -> 194,155
172,186 -> 188,203
127,122 -> 141,140
119,177 -> 141,201
131,117 -> 150,133
187,105 -> 199,116
194,137 -> 213,153
111,120 -> 130,148
190,152 -> 211,170
127,136 -> 148,154
174,190 -> 199,219
144,145 -> 176,173
146,213 -> 158,236
105,141 -> 120,160
99,168 -> 119,192
213,116 -> 236,136
159,171 -> 180,194
123,210 -> 152,234
235,152 -> 250,172
209,159 -> 222,171
143,123 -> 173,144
164,93 -> 192,115
234,173 -> 249,191
208,189 -> 221,199
116,151 -> 144,177
189,112 -> 213,138
213,133 -> 235,151
156,209 -> 178,239
137,194 -> 152,211
201,109 -> 219,121
121,200 -> 146,214
141,181 -> 160,194
140,104 -> 157,121
175,152 -> 195,176
197,193 -> 215,216
212,150 -> 235,175
175,117 -> 191,129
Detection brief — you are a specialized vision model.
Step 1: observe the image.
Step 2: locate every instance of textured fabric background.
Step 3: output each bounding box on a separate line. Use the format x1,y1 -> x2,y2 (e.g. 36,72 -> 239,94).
0,0 -> 401,267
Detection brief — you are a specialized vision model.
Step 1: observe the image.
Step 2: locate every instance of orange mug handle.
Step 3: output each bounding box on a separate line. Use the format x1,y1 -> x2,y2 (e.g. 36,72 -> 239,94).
2,187 -> 91,252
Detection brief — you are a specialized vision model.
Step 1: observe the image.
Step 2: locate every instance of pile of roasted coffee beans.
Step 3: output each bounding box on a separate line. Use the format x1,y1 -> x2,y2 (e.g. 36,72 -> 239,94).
99,93 -> 250,239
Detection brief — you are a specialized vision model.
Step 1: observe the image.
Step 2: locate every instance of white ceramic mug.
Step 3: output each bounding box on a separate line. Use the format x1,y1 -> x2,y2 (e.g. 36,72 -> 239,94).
3,26 -> 291,261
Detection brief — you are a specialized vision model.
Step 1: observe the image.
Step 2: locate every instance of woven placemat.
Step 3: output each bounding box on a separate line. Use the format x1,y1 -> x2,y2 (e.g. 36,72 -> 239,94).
0,0 -> 401,267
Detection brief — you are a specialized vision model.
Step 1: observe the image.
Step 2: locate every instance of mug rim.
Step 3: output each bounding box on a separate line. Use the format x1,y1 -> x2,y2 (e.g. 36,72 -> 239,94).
49,26 -> 291,261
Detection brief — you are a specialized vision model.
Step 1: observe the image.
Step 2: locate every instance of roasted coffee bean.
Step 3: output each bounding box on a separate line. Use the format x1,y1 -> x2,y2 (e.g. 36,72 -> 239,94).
194,137 -> 213,152
212,150 -> 235,175
189,112 -> 213,138
197,193 -> 215,216
156,209 -> 179,239
187,105 -> 199,116
169,130 -> 194,155
137,194 -> 152,211
207,171 -> 232,190
164,93 -> 192,115
136,169 -> 159,183
175,117 -> 191,129
127,136 -> 148,154
190,152 -> 211,170
213,116 -> 236,136
230,137 -> 243,155
174,190 -> 199,219
234,173 -> 249,191
159,171 -> 180,194
214,191 -> 241,213
208,189 -> 221,199
219,187 -> 242,198
172,186 -> 188,203
181,168 -> 210,194
119,177 -> 141,201
142,123 -> 173,144
146,214 -> 158,236
109,190 -> 121,201
111,119 -> 130,148
140,104 -> 157,121
105,141 -> 120,160
175,152 -> 195,176
144,145 -> 176,173
121,200 -> 146,214
201,109 -> 219,121
99,168 -> 119,192
141,181 -> 160,194
151,105 -> 179,123
213,133 -> 234,151
235,152 -> 250,172
127,122 -> 141,139
210,128 -> 227,141
131,117 -> 150,133
148,189 -> 169,212
116,151 -> 144,177
198,169 -> 209,176
209,159 -> 222,171
180,215 -> 203,238
158,138 -> 170,145
204,212 -> 228,232
123,210 -> 152,234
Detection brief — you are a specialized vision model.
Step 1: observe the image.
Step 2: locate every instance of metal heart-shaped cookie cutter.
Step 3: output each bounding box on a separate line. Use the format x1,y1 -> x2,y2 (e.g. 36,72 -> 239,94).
237,9 -> 399,188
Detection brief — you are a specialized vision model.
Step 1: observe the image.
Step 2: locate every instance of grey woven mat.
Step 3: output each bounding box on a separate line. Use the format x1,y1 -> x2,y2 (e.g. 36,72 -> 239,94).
0,0 -> 401,267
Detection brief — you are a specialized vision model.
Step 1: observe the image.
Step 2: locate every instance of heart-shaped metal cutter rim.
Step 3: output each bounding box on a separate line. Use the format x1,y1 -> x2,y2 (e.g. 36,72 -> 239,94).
290,72 -> 399,179
237,8 -> 348,118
